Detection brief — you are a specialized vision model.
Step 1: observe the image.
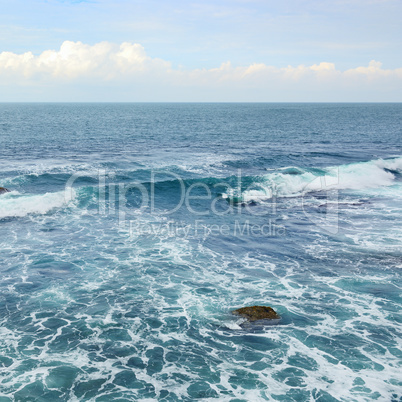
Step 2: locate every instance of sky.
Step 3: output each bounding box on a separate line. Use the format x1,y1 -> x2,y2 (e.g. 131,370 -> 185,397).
0,0 -> 401,101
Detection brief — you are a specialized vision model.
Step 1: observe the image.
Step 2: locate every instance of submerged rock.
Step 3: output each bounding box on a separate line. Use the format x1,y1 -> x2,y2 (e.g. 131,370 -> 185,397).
232,305 -> 280,322
0,187 -> 10,195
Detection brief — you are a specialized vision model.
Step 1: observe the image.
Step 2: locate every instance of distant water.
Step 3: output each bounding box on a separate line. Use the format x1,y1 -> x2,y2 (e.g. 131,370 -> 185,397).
0,103 -> 401,401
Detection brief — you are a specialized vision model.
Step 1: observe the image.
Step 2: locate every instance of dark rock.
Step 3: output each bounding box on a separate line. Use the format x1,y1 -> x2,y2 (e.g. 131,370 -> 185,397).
232,305 -> 280,322
0,187 -> 10,195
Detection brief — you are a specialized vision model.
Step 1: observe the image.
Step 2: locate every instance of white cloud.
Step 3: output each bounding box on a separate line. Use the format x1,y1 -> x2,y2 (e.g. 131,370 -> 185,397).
345,60 -> 402,78
0,41 -> 401,101
0,40 -> 170,79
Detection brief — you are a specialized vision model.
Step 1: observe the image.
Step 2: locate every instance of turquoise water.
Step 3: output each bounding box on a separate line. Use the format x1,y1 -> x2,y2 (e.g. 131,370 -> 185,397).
0,103 -> 401,401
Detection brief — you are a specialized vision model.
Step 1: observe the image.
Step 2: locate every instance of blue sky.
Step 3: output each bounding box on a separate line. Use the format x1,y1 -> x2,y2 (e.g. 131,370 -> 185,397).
0,0 -> 401,101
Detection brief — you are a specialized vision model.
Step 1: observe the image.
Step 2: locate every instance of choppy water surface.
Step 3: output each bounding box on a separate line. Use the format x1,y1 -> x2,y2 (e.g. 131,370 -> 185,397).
0,103 -> 401,401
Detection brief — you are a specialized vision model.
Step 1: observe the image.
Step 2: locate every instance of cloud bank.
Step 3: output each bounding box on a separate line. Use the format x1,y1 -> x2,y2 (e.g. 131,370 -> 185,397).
1,41 -> 402,101
0,41 -> 169,79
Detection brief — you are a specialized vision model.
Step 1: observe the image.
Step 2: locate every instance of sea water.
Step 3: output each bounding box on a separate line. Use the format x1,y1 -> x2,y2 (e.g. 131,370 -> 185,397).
0,103 -> 401,401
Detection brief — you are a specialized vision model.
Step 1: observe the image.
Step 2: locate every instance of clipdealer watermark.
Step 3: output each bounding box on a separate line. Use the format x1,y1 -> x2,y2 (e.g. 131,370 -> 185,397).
128,219 -> 286,240
64,168 -> 340,238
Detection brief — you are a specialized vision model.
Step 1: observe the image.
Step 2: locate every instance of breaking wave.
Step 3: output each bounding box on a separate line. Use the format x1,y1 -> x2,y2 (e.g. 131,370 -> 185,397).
223,157 -> 402,203
0,190 -> 75,219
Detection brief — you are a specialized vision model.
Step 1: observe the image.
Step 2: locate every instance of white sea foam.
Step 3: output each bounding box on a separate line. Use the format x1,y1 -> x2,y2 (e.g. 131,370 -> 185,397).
1,158 -> 401,400
0,189 -> 75,219
0,230 -> 400,400
228,157 -> 402,203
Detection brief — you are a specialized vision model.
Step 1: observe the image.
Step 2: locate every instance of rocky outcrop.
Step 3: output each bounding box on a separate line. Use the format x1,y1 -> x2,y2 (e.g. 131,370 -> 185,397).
0,187 -> 10,195
232,305 -> 280,322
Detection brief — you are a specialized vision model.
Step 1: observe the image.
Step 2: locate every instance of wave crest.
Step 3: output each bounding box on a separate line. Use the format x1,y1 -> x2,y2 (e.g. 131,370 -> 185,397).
224,157 -> 402,203
0,190 -> 75,219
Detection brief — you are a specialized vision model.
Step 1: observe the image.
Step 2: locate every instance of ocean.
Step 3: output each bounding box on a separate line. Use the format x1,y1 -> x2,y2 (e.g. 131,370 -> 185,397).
0,103 -> 401,401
